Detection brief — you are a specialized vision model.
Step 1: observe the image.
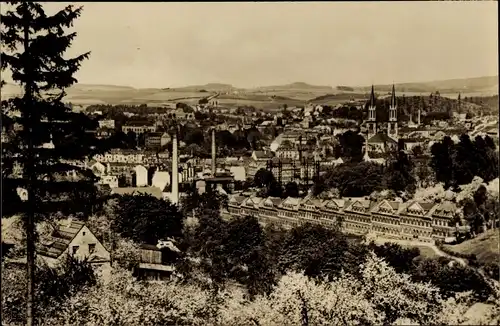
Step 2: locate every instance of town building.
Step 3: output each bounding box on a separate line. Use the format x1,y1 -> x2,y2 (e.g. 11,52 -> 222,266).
226,195 -> 457,243
122,121 -> 156,134
98,119 -> 115,129
93,149 -> 145,164
252,150 -> 274,162
37,219 -> 110,268
145,132 -> 171,149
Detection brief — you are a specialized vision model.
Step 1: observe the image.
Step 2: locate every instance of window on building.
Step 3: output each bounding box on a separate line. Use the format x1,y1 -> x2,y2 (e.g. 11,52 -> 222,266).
88,244 -> 96,254
72,246 -> 79,255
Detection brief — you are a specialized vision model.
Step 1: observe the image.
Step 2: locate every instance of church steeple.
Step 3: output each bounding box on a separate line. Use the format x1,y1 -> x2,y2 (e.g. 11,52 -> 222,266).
369,85 -> 376,108
366,85 -> 377,139
390,84 -> 397,108
388,84 -> 398,140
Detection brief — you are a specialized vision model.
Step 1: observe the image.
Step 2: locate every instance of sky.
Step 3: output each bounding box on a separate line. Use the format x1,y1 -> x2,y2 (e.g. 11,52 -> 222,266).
4,2 -> 500,89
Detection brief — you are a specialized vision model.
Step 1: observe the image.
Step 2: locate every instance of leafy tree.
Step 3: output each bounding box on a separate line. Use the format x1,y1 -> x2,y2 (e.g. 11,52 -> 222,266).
253,168 -> 275,188
323,162 -> 384,197
111,194 -> 183,245
284,181 -> 300,198
2,256 -> 96,325
277,223 -> 352,280
430,136 -> 455,188
1,3 -> 102,323
180,182 -> 228,218
336,130 -> 364,162
430,135 -> 498,188
411,257 -> 492,301
383,149 -> 416,195
367,242 -> 420,274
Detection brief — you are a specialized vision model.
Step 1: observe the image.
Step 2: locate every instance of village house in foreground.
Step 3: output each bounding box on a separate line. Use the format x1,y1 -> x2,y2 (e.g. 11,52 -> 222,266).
37,219 -> 110,268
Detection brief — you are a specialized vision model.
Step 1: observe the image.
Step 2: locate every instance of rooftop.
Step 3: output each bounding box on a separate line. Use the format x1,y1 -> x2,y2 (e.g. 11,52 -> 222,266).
368,133 -> 397,144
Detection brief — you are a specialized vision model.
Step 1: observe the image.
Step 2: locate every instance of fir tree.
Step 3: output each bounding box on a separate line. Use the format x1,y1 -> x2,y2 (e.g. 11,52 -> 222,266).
1,2 -> 102,324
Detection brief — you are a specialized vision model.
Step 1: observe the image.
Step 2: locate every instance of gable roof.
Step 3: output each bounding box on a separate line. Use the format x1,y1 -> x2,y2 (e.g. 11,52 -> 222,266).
229,195 -> 246,205
37,219 -> 86,259
345,199 -> 372,212
368,133 -> 397,144
433,201 -> 457,218
280,196 -> 300,209
374,199 -> 400,213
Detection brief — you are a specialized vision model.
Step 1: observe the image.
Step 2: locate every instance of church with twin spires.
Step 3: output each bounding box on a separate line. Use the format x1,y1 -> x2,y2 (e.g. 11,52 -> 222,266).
363,84 -> 399,159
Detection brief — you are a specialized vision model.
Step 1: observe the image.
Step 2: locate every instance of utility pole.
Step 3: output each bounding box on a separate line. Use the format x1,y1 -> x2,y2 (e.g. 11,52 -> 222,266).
23,4 -> 35,324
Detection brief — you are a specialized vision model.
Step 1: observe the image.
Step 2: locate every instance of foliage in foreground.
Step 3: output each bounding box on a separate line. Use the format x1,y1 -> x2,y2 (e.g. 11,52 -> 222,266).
31,253 -> 476,326
2,257 -> 96,325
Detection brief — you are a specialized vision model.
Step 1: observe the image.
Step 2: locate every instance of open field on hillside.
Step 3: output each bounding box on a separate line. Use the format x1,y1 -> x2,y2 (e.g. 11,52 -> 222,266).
443,229 -> 499,264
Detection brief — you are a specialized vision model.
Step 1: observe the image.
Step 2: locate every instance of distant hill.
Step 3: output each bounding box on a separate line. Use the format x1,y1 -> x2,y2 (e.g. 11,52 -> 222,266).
172,83 -> 236,93
254,82 -> 334,92
355,76 -> 498,95
1,75 -> 496,106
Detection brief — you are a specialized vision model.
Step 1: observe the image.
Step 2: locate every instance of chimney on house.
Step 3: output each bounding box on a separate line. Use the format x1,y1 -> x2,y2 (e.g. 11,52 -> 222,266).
171,132 -> 179,205
211,128 -> 216,177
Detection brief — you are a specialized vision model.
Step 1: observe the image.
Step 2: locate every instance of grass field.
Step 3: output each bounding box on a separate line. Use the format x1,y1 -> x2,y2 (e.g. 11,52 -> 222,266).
443,229 -> 499,264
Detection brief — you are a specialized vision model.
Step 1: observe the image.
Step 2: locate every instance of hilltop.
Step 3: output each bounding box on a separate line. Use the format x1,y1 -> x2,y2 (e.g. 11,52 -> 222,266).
1,75 -> 496,108
355,76 -> 498,96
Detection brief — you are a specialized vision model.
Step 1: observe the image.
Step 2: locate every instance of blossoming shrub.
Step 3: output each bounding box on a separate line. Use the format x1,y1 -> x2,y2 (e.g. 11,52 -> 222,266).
46,252 -> 474,326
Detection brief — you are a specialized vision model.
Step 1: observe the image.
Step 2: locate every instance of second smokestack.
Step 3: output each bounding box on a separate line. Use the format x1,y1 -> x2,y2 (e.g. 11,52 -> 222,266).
171,132 -> 179,205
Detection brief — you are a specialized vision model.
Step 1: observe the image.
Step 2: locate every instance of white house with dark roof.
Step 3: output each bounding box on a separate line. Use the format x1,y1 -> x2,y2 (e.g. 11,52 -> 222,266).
37,219 -> 110,268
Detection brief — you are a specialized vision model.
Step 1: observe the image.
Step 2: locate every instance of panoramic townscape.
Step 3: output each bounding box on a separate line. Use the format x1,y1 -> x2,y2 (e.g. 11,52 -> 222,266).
1,2 -> 499,326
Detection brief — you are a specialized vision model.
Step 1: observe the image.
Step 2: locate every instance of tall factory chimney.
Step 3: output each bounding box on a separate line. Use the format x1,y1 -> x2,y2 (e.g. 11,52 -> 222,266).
211,128 -> 216,177
171,132 -> 179,205
417,107 -> 421,126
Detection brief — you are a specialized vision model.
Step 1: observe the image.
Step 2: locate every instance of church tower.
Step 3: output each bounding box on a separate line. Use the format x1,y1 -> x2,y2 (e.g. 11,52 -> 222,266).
387,84 -> 398,140
366,85 -> 377,139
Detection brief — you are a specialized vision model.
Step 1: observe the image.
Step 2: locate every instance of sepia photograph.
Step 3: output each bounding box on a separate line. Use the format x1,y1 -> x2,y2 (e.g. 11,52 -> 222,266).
1,1 -> 499,325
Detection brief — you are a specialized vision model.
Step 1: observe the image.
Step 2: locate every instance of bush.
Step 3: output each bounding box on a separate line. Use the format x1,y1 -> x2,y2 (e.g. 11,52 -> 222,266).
435,241 -> 478,262
2,256 -> 96,324
483,262 -> 500,281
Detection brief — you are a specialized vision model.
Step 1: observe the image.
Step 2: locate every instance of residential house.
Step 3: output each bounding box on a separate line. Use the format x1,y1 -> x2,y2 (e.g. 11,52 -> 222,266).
145,132 -> 171,149
98,119 -> 115,129
275,141 -> 300,160
37,219 -> 110,268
